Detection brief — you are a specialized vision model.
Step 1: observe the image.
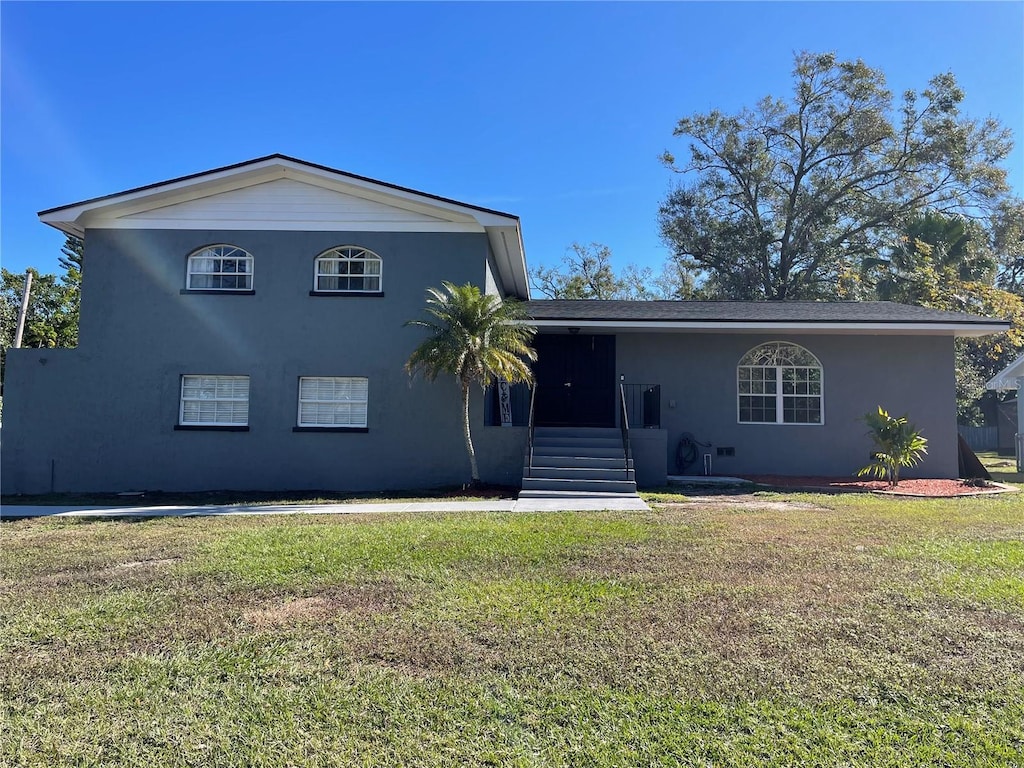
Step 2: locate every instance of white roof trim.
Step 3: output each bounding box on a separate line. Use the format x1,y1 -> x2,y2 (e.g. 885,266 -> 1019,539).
525,319 -> 1008,337
488,226 -> 530,300
986,353 -> 1024,390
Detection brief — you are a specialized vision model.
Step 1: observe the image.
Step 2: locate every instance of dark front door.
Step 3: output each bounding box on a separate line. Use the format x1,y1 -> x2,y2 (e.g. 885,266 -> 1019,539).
533,334 -> 616,427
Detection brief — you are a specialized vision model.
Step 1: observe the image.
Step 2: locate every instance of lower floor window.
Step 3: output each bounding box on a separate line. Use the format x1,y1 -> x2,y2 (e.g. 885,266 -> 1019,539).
180,375 -> 249,426
737,342 -> 823,425
298,377 -> 368,427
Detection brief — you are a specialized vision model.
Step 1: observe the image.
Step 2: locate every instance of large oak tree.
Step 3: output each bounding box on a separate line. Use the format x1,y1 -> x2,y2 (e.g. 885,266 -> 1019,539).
658,52 -> 1013,300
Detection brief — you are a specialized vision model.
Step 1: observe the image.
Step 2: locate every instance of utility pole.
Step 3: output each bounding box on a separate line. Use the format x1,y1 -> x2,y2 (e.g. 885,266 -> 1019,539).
13,270 -> 33,348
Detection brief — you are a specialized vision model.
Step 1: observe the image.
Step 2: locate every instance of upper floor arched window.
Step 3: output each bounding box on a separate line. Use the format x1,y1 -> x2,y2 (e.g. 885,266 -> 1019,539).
737,342 -> 823,424
313,246 -> 382,293
186,245 -> 253,291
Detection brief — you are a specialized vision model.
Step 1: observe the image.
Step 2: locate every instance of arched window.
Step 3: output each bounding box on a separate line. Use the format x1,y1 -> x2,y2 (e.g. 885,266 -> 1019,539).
313,246 -> 382,293
737,342 -> 823,424
186,245 -> 253,291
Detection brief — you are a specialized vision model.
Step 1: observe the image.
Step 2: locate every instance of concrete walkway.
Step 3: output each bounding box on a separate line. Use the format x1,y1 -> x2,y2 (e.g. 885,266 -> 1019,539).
1,495 -> 649,520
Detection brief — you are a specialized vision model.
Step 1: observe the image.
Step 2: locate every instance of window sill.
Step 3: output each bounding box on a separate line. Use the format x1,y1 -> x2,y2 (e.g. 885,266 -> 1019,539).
737,422 -> 824,426
293,426 -> 369,433
174,425 -> 250,431
309,291 -> 384,298
180,289 -> 255,295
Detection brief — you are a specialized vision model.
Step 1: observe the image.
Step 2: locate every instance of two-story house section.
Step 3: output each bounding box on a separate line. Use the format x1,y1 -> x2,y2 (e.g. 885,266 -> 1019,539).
2,155 -> 532,494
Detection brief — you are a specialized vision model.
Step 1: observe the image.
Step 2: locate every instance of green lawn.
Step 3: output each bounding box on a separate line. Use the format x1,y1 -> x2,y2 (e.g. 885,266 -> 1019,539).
2,494 -> 1023,767
977,451 -> 1024,486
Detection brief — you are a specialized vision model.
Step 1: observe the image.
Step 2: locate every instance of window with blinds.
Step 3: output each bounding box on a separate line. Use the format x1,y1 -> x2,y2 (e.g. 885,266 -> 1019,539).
297,377 -> 369,428
179,375 -> 250,426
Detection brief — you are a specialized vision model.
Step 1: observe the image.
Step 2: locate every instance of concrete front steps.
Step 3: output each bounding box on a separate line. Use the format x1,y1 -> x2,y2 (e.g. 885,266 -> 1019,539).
520,427 -> 639,497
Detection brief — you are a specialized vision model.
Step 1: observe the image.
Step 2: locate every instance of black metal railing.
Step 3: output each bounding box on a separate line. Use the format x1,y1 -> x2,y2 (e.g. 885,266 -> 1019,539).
526,385 -> 537,478
621,384 -> 661,429
618,382 -> 632,473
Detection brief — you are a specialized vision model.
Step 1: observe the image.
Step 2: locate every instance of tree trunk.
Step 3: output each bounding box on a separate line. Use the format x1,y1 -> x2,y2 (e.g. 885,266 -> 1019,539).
461,380 -> 480,486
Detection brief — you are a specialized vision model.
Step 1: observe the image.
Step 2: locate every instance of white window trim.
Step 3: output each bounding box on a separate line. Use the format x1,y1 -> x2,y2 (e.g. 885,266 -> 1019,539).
179,375 -> 250,426
736,342 -> 824,426
297,376 -> 369,428
312,246 -> 383,293
186,245 -> 254,291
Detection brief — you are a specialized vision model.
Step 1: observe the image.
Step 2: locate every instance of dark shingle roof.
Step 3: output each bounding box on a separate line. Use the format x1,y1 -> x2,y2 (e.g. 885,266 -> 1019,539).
522,300 -> 1007,326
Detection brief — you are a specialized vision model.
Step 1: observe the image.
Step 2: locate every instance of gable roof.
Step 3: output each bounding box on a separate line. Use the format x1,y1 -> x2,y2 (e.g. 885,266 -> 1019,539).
38,154 -> 530,298
523,300 -> 1010,337
38,154 -> 520,221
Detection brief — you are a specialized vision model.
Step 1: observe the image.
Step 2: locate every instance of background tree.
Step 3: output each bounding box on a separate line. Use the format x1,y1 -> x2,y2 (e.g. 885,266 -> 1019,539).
0,236 -> 82,351
530,242 -> 624,299
648,259 -> 703,300
59,234 -> 84,277
993,198 -> 1024,296
531,242 -> 696,300
0,287 -> 16,373
950,283 -> 1024,424
405,282 -> 536,486
862,212 -> 995,306
1,235 -> 83,407
863,211 -> 1023,423
659,51 -> 1012,300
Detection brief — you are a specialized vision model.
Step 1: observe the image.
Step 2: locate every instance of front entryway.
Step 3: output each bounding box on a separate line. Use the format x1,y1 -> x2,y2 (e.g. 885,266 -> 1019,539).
520,426 -> 638,497
533,334 -> 616,427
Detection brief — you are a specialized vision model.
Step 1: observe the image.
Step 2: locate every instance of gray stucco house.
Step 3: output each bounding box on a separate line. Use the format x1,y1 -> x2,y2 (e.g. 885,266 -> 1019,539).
1,155 -> 1011,494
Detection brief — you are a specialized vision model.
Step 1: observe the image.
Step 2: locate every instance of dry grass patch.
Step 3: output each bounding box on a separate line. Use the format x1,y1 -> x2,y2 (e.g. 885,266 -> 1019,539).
244,583 -> 409,629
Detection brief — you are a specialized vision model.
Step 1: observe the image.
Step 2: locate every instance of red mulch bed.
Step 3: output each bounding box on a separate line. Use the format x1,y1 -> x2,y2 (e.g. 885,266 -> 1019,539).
740,475 -> 1006,497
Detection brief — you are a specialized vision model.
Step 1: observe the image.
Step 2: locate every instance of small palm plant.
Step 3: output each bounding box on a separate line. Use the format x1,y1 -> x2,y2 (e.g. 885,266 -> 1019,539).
405,282 -> 536,487
856,406 -> 929,488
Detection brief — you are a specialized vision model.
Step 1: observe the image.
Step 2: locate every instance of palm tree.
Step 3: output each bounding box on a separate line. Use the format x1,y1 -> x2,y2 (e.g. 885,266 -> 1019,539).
864,212 -> 996,305
405,282 -> 536,486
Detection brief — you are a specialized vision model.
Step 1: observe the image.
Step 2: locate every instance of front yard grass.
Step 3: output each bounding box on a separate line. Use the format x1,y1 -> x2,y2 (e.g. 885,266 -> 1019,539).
2,495 -> 1022,766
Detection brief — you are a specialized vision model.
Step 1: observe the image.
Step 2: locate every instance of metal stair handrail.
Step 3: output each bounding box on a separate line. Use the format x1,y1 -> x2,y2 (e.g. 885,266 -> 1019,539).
618,382 -> 633,473
526,385 -> 537,478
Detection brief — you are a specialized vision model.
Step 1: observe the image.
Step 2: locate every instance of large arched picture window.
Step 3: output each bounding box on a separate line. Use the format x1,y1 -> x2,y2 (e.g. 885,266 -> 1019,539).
737,342 -> 823,424
313,246 -> 382,293
186,245 -> 253,291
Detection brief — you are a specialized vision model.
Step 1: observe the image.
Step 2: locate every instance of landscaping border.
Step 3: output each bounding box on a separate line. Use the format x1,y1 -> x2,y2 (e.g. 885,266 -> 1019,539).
743,477 -> 1018,498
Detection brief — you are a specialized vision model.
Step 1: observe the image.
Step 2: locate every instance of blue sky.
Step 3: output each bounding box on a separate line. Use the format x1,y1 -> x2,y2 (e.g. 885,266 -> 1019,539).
2,1 -> 1022,281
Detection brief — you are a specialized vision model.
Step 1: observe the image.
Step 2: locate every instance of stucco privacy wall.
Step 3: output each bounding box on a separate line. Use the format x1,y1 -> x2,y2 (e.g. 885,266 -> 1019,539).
615,332 -> 958,479
2,229 -> 523,494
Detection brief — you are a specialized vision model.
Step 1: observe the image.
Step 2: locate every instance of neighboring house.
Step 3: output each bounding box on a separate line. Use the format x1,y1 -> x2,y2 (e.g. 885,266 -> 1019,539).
986,353 -> 1024,470
0,155 -> 1011,494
